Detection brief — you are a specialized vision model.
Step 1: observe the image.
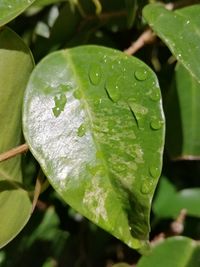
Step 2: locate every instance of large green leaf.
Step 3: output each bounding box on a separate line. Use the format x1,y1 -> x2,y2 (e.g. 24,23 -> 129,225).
23,45 -> 165,251
153,177 -> 200,218
165,63 -> 200,159
0,0 -> 36,26
0,27 -> 34,248
137,237 -> 200,267
143,4 -> 200,84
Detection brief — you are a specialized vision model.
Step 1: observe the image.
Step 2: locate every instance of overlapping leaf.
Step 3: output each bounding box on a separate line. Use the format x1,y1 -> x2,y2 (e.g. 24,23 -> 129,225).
153,177 -> 200,218
23,45 -> 165,251
0,0 -> 36,26
137,237 -> 200,267
165,63 -> 200,159
143,4 -> 200,84
0,27 -> 34,248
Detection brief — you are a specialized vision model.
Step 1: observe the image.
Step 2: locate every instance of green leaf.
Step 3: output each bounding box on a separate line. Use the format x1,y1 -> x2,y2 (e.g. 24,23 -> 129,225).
137,236 -> 200,267
112,263 -> 130,267
23,45 -> 165,251
0,27 -> 34,248
0,0 -> 36,26
153,177 -> 200,218
143,4 -> 200,84
165,63 -> 200,159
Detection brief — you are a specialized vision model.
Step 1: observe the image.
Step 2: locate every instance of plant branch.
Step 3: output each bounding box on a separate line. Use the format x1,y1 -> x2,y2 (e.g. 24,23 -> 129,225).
124,29 -> 156,55
0,143 -> 29,162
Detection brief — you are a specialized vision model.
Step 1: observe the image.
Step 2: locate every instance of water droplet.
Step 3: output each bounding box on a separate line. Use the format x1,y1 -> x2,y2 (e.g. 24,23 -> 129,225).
77,123 -> 86,137
134,68 -> 148,81
73,89 -> 81,99
150,90 -> 161,101
149,165 -> 160,178
89,64 -> 102,85
141,181 -> 153,194
150,119 -> 163,130
186,20 -> 190,24
105,77 -> 120,102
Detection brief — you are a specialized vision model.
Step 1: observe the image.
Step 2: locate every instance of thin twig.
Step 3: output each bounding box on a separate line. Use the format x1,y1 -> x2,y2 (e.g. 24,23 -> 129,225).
124,29 -> 156,55
170,209 -> 187,235
0,143 -> 29,162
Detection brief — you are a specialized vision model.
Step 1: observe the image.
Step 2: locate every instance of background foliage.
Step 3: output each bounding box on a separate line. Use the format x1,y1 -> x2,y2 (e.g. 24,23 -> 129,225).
0,0 -> 200,266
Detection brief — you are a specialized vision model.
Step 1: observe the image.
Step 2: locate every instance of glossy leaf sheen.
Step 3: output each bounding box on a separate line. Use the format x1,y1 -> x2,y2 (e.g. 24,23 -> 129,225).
153,177 -> 200,218
0,28 -> 34,248
23,45 -> 165,250
137,237 -> 200,267
166,63 -> 200,159
143,4 -> 200,84
0,0 -> 36,26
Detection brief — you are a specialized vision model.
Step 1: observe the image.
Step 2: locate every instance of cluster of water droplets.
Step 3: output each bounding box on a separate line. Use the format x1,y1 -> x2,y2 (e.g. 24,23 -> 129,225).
74,54 -> 164,196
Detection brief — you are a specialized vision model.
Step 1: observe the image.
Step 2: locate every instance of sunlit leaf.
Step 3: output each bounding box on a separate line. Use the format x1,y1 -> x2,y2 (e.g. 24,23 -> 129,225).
143,4 -> 200,84
23,45 -> 165,251
0,27 -> 34,248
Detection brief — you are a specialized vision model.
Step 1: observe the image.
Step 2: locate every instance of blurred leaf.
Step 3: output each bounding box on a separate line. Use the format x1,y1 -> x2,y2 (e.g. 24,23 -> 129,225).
0,0 -> 36,26
165,63 -> 200,159
125,0 -> 138,28
113,263 -> 130,267
137,236 -> 200,267
0,27 -> 34,248
143,4 -> 200,84
33,0 -> 67,6
153,177 -> 200,218
23,45 -> 165,251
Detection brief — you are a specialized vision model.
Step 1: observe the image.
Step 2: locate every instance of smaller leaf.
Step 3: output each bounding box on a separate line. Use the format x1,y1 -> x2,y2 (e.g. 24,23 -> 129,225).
137,237 -> 200,267
143,4 -> 200,84
153,177 -> 200,218
165,63 -> 200,159
0,0 -> 36,26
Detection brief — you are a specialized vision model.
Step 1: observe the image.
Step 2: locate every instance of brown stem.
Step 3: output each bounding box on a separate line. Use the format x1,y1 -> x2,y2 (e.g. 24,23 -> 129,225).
0,143 -> 29,162
124,29 -> 156,55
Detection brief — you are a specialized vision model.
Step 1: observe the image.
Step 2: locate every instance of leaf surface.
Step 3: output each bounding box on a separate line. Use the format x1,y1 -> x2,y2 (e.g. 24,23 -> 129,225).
0,0 -> 36,26
0,27 -> 34,248
165,63 -> 200,159
137,237 -> 200,267
143,4 -> 200,84
23,45 -> 165,251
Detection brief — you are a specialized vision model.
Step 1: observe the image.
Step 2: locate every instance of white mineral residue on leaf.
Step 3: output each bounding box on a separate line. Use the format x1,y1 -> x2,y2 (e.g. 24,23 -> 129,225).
133,144 -> 144,164
83,179 -> 108,221
27,92 -> 96,189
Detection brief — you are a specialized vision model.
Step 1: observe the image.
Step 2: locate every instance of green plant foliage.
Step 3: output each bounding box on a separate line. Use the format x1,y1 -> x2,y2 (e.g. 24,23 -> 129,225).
143,4 -> 200,84
112,263 -> 130,267
0,0 -> 36,26
165,63 -> 200,159
137,236 -> 200,267
23,45 -> 165,251
153,177 -> 200,219
0,27 -> 35,248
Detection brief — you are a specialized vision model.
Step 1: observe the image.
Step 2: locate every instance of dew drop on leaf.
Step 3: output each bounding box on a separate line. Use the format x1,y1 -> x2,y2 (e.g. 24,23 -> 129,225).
150,90 -> 161,101
149,165 -> 160,178
89,64 -> 102,85
105,77 -> 120,102
150,119 -> 163,130
134,68 -> 148,81
141,181 -> 153,194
